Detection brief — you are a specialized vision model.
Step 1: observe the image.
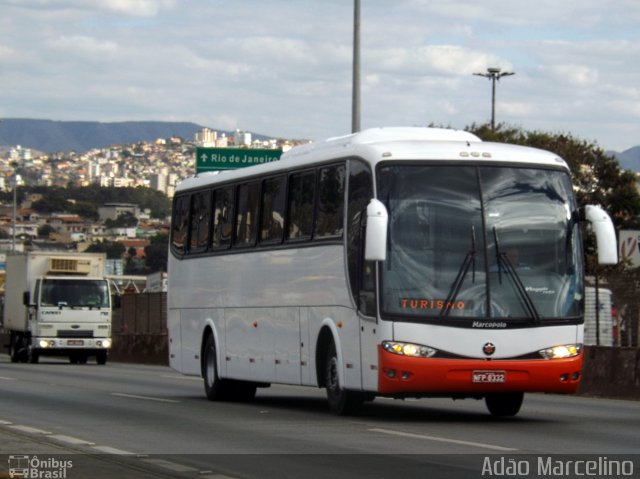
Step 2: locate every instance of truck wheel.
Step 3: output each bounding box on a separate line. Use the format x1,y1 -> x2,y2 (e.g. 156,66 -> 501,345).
28,347 -> 39,364
96,351 -> 108,365
11,336 -> 29,363
9,335 -> 20,363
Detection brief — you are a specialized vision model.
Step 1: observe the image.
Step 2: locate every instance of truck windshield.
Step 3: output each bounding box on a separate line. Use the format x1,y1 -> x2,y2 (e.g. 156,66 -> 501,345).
40,279 -> 110,308
377,164 -> 584,324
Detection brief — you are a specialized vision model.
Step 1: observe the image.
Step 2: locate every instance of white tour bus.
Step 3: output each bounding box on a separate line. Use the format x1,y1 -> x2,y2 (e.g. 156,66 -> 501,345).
168,127 -> 617,416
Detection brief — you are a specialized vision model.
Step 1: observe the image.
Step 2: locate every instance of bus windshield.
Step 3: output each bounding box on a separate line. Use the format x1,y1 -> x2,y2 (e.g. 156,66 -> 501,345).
377,164 -> 584,323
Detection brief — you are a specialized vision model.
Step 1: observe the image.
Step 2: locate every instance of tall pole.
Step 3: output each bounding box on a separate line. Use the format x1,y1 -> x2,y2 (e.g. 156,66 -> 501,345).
351,0 -> 361,133
11,162 -> 18,252
473,67 -> 515,130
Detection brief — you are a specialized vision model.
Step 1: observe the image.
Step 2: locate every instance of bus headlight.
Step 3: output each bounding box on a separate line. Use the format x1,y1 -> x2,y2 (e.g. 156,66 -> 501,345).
382,341 -> 436,358
539,344 -> 582,359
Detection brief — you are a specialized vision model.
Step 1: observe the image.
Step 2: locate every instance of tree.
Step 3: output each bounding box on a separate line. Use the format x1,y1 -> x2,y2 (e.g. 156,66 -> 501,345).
144,234 -> 169,272
468,123 -> 640,231
85,240 -> 125,259
37,224 -> 55,239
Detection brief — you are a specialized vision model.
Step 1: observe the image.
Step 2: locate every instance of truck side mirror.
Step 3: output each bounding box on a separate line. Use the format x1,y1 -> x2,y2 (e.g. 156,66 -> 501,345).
365,199 -> 388,261
113,295 -> 122,308
23,291 -> 31,306
584,204 -> 618,265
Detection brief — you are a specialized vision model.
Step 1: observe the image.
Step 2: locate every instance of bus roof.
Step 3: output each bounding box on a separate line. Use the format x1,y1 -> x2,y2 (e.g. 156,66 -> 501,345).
176,127 -> 569,192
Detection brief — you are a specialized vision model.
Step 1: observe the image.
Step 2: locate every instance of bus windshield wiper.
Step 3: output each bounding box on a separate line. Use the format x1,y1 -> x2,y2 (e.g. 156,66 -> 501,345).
492,227 -> 540,323
440,226 -> 476,318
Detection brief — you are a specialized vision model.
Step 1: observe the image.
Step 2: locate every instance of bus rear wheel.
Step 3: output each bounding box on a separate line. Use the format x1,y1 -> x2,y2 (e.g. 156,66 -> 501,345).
485,392 -> 524,417
325,341 -> 364,415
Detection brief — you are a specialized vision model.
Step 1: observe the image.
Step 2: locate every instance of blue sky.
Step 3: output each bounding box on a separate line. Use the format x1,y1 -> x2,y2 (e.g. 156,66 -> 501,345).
1,0 -> 639,151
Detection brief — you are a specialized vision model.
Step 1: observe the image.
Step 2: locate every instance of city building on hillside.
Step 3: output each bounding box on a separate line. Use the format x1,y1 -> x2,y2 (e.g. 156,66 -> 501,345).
98,203 -> 140,222
233,129 -> 251,146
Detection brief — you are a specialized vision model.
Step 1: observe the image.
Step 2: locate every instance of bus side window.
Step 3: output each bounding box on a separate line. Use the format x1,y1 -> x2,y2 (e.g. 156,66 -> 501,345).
287,171 -> 316,241
347,160 -> 376,317
260,176 -> 286,244
315,164 -> 345,239
171,194 -> 191,255
235,181 -> 260,247
189,189 -> 212,253
212,186 -> 234,250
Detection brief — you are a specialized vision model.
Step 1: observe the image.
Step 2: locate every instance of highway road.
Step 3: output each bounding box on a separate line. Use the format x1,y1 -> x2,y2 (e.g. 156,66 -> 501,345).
0,355 -> 638,479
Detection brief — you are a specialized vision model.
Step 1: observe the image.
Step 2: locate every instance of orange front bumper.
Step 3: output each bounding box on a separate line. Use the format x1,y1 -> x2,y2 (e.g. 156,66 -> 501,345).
377,345 -> 583,396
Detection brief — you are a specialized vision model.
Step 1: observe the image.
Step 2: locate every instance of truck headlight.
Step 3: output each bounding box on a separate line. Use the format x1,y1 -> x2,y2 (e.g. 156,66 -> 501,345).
97,339 -> 112,348
538,344 -> 582,359
382,341 -> 436,358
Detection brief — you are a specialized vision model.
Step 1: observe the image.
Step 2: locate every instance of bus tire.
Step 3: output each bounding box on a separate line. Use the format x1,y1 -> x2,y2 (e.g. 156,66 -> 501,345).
485,392 -> 524,417
325,341 -> 363,415
203,335 -> 228,401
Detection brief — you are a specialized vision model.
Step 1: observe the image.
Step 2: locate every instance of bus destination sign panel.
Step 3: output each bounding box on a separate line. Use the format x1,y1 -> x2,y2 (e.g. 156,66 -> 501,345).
196,147 -> 282,173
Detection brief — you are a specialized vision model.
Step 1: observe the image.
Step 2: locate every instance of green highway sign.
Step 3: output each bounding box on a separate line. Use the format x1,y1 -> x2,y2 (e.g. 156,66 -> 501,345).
196,147 -> 282,173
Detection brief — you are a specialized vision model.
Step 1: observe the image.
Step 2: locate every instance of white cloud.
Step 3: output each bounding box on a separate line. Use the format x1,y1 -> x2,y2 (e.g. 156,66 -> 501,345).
0,0 -> 638,150
48,35 -> 118,55
544,64 -> 599,87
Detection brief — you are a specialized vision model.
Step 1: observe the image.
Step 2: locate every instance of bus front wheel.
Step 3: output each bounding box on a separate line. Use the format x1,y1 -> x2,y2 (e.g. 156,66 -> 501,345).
485,392 -> 524,417
203,335 -> 226,401
325,341 -> 364,415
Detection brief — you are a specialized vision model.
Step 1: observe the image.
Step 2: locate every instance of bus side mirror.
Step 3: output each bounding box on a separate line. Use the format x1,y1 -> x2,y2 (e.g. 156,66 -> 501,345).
365,199 -> 388,261
584,204 -> 618,265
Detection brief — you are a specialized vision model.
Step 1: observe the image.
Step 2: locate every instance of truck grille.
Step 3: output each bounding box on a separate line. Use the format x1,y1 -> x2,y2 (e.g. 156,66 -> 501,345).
57,330 -> 94,338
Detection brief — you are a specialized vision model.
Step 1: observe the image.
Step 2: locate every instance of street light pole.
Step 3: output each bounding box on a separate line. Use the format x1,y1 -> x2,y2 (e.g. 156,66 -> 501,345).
352,0 -> 361,133
11,161 -> 18,252
473,67 -> 515,130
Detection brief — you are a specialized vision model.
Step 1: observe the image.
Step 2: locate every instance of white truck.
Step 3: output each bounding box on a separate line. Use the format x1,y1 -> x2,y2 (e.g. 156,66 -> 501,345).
4,252 -> 113,364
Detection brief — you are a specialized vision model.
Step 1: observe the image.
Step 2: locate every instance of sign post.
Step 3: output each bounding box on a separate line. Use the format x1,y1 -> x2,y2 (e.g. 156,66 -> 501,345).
619,230 -> 640,267
196,147 -> 282,173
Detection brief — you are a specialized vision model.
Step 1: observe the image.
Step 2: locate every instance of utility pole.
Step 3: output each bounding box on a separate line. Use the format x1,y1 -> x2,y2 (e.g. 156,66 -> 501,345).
352,0 -> 361,133
11,161 -> 18,252
473,67 -> 515,130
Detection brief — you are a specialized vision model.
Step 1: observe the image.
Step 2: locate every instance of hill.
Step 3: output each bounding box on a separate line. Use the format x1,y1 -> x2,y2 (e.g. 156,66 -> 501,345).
611,146 -> 640,173
0,119 -> 226,153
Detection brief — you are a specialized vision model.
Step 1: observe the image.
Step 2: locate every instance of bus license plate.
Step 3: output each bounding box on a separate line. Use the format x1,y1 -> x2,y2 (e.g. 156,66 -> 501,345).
472,371 -> 506,383
67,340 -> 84,346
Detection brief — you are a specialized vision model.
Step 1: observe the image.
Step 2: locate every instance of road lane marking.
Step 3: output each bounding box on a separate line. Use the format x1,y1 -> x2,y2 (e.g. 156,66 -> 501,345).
369,427 -> 518,451
0,376 -> 16,380
142,459 -> 198,473
111,393 -> 180,403
159,374 -> 201,381
49,434 -> 96,446
8,425 -> 52,435
91,445 -> 136,455
0,420 -> 13,425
